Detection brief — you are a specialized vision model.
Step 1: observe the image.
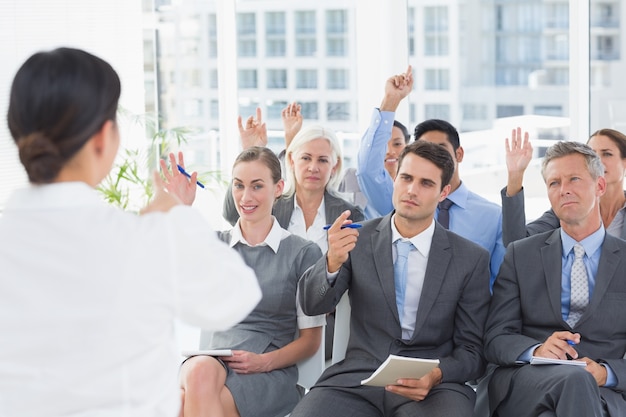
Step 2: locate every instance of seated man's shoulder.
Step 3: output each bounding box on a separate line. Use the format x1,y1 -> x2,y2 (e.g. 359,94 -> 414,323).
445,228 -> 490,258
465,188 -> 502,213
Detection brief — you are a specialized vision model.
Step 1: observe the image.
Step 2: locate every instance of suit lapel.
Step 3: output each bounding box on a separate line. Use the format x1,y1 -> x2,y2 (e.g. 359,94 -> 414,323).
577,234 -> 621,327
371,215 -> 399,324
323,191 -> 341,223
541,230 -> 566,324
411,224 -> 451,339
273,195 -> 294,229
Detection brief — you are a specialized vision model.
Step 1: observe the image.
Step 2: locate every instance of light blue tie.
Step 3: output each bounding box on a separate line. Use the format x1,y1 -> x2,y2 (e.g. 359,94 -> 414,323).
394,240 -> 414,322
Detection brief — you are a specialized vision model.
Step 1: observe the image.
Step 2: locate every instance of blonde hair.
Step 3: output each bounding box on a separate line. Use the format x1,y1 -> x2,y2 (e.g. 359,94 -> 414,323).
284,125 -> 343,197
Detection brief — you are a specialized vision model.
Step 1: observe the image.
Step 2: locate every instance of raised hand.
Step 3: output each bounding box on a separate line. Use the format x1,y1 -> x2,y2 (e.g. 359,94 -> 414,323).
380,65 -> 413,112
326,210 -> 359,273
238,107 -> 267,150
158,151 -> 197,206
504,127 -> 533,196
281,102 -> 303,149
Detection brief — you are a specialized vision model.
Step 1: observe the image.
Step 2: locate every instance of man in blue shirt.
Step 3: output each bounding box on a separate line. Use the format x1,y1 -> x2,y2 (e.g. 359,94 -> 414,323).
482,141 -> 626,417
357,67 -> 504,287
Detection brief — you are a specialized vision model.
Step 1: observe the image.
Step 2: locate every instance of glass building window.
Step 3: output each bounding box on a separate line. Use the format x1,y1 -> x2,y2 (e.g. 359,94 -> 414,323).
424,6 -> 448,32
238,39 -> 256,57
424,35 -> 448,56
301,102 -> 319,119
296,38 -> 316,56
424,104 -> 450,120
533,105 -> 563,116
327,102 -> 350,120
209,69 -> 218,89
265,11 -> 285,35
295,10 -> 316,34
326,10 -> 347,33
210,99 -> 219,118
424,69 -> 449,90
267,101 -> 288,119
327,69 -> 348,89
238,69 -> 257,89
462,104 -> 487,121
267,69 -> 287,89
327,38 -> 346,56
266,39 -> 286,57
296,69 -> 317,89
237,13 -> 256,35
496,105 -> 525,118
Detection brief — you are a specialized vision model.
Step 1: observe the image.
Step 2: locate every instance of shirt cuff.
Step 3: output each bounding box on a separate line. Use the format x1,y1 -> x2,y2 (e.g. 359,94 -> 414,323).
602,363 -> 617,387
326,269 -> 339,285
517,344 -> 541,363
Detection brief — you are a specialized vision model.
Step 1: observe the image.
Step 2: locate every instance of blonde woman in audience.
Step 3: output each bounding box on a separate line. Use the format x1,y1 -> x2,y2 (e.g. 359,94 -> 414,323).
173,147 -> 324,417
224,108 -> 364,253
0,47 -> 260,417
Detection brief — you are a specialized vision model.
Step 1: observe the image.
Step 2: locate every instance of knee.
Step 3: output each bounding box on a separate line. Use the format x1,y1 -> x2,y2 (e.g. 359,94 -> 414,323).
180,356 -> 226,395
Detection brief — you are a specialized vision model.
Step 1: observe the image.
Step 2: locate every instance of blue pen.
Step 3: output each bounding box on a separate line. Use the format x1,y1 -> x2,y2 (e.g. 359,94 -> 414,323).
177,164 -> 205,189
323,223 -> 362,230
567,340 -> 577,346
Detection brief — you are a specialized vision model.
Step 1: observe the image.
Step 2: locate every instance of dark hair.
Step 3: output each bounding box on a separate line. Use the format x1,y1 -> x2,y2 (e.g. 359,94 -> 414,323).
233,146 -> 282,184
7,47 -> 121,184
393,120 -> 411,144
589,128 -> 626,159
541,141 -> 604,181
398,140 -> 455,190
413,119 -> 460,151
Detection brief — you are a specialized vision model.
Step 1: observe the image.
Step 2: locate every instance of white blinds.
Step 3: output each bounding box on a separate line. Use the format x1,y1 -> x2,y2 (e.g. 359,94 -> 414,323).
0,0 -> 145,211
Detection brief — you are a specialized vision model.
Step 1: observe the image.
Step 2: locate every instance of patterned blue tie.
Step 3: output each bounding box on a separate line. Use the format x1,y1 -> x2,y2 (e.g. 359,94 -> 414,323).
394,240 -> 414,323
567,243 -> 589,327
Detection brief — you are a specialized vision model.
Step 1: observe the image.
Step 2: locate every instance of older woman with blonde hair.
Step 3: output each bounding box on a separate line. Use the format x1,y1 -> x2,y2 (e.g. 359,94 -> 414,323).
224,111 -> 364,253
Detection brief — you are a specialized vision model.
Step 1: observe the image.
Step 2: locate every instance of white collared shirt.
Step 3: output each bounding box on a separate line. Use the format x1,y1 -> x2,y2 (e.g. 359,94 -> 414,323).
231,217 -> 325,329
391,215 -> 435,339
288,195 -> 328,253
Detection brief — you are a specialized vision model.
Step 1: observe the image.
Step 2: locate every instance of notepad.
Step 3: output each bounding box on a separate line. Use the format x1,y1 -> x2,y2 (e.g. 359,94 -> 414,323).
530,356 -> 586,366
181,349 -> 233,357
361,354 -> 440,386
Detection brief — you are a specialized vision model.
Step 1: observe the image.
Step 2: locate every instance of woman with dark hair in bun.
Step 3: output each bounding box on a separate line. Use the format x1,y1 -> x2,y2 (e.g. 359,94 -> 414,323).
0,47 -> 261,417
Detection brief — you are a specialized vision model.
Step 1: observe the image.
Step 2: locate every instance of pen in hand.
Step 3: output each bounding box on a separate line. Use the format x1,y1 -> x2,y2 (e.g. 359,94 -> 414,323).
323,223 -> 362,230
566,339 -> 578,360
177,164 -> 205,189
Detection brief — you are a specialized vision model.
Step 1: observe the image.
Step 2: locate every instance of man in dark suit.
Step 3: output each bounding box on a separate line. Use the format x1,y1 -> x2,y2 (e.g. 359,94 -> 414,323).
291,141 -> 491,417
483,141 -> 626,417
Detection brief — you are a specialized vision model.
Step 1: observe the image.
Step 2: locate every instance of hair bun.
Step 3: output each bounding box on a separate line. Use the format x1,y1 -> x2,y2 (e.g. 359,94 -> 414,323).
18,133 -> 64,183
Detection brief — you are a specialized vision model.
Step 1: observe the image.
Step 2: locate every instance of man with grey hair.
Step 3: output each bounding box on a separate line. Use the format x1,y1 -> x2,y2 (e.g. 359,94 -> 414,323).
481,141 -> 626,417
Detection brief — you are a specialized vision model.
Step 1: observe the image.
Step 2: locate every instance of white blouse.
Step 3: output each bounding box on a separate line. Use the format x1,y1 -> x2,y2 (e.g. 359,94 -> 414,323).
0,182 -> 261,417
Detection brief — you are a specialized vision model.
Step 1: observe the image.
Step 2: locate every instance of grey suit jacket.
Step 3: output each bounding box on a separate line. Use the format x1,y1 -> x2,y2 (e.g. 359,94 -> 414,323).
484,229 -> 626,415
223,189 -> 364,229
298,213 -> 491,395
500,187 -> 626,245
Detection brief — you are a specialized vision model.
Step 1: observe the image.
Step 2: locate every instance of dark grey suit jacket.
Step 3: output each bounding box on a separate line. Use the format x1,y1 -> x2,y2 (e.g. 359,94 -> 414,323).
223,189 -> 364,229
500,187 -> 626,245
298,213 -> 491,398
484,229 -> 626,416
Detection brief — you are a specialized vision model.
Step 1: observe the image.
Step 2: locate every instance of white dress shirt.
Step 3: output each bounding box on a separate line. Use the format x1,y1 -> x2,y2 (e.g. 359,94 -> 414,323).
391,215 -> 435,340
288,195 -> 328,253
0,182 -> 261,417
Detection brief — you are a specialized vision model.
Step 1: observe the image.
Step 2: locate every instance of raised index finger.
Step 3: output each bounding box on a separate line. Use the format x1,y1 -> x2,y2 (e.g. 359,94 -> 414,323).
329,210 -> 352,232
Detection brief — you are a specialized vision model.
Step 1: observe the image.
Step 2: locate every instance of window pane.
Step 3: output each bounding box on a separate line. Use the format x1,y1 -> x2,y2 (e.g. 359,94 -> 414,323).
238,69 -> 257,89
327,69 -> 348,89
327,102 -> 350,120
267,69 -> 287,89
296,69 -> 318,89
